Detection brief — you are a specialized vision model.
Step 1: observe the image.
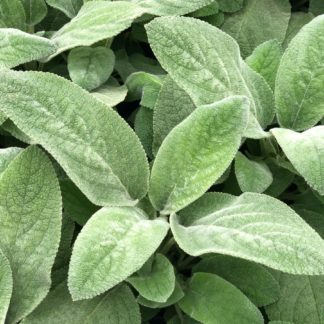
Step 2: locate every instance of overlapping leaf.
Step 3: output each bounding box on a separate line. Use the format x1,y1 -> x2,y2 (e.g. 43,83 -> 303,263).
0,252 -> 12,324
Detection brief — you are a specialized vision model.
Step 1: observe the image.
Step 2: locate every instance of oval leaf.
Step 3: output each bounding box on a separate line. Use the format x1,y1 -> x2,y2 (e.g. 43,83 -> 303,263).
0,146 -> 61,323
0,147 -> 23,175
179,272 -> 263,324
149,96 -> 249,214
68,207 -> 169,300
171,192 -> 324,275
0,69 -> 149,207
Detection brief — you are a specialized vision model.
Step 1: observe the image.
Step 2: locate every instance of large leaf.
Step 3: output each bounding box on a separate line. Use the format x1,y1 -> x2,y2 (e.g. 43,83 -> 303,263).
0,146 -> 61,323
0,70 -> 149,207
46,0 -> 83,18
67,46 -> 115,91
68,207 -> 169,300
0,0 -> 26,30
146,16 -> 274,139
127,254 -> 175,303
179,273 -> 263,324
21,0 -> 48,26
23,283 -> 140,324
0,252 -> 12,324
275,15 -> 324,130
152,76 -> 195,156
149,96 -> 249,214
235,152 -> 273,193
0,147 -> 23,175
271,127 -> 324,195
246,40 -> 283,90
265,272 -> 324,324
171,192 -> 324,275
136,0 -> 214,16
222,0 -> 291,57
0,29 -> 55,68
193,255 -> 280,307
50,1 -> 144,58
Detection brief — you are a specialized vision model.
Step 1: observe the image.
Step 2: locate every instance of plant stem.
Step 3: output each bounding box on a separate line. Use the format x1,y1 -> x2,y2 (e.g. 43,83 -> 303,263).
160,237 -> 175,255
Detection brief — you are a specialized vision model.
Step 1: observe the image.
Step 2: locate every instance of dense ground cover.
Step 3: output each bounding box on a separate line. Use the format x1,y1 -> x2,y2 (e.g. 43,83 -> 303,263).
0,0 -> 324,323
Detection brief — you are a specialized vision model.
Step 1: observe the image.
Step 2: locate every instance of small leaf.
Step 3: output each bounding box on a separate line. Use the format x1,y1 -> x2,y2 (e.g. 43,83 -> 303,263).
0,251 -> 12,324
68,46 -> 115,91
0,147 -> 23,175
235,152 -> 273,193
146,16 -> 274,139
0,0 -> 26,31
0,70 -> 149,206
222,0 -> 291,57
68,207 -> 169,300
0,146 -> 61,323
275,15 -> 324,130
50,1 -> 144,58
217,0 -> 243,13
246,40 -> 283,90
127,254 -> 175,303
23,283 -> 140,324
0,29 -> 56,69
271,127 -> 324,195
45,0 -> 83,18
21,0 -> 48,26
265,272 -> 324,324
193,255 -> 280,307
91,81 -> 128,107
171,192 -> 324,275
149,96 -> 249,214
179,273 -> 263,324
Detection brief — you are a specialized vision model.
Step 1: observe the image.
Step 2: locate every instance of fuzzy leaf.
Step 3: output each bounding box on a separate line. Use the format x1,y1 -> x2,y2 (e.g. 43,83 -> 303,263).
265,272 -> 324,324
179,273 -> 263,324
310,0 -> 324,15
45,0 -> 82,18
91,82 -> 127,107
0,70 -> 149,206
149,96 -> 249,214
222,0 -> 291,57
217,0 -> 243,13
68,46 -> 115,91
21,0 -> 47,25
50,1 -> 144,58
68,207 -> 169,300
0,0 -> 26,30
0,29 -> 55,68
193,255 -> 280,307
23,283 -> 140,324
0,147 -> 23,175
127,254 -> 175,303
146,16 -> 274,139
271,127 -> 324,195
0,252 -> 12,324
171,192 -> 324,275
0,146 -> 61,323
235,152 -> 273,193
275,15 -> 324,130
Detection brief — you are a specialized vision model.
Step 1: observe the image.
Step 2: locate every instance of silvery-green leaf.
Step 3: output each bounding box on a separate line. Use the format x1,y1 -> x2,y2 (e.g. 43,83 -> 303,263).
45,0 -> 82,18
265,272 -> 324,324
0,70 -> 149,207
0,0 -> 26,30
310,0 -> 324,15
246,40 -> 283,90
21,0 -> 47,26
0,251 -> 12,324
222,0 -> 291,57
235,152 -> 273,193
271,127 -> 324,195
0,29 -> 56,68
50,1 -> 144,58
0,146 -> 61,323
179,273 -> 263,324
127,254 -> 175,303
0,147 -> 22,175
68,207 -> 169,300
149,96 -> 249,214
68,46 -> 115,91
283,12 -> 314,48
136,0 -> 214,16
137,280 -> 184,309
152,76 -> 195,156
171,192 -> 324,275
91,82 -> 127,107
217,0 -> 243,13
1,120 -> 33,144
275,16 -> 324,130
146,16 -> 274,139
202,11 -> 224,27
23,283 -> 140,324
189,1 -> 219,17
193,255 -> 280,307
